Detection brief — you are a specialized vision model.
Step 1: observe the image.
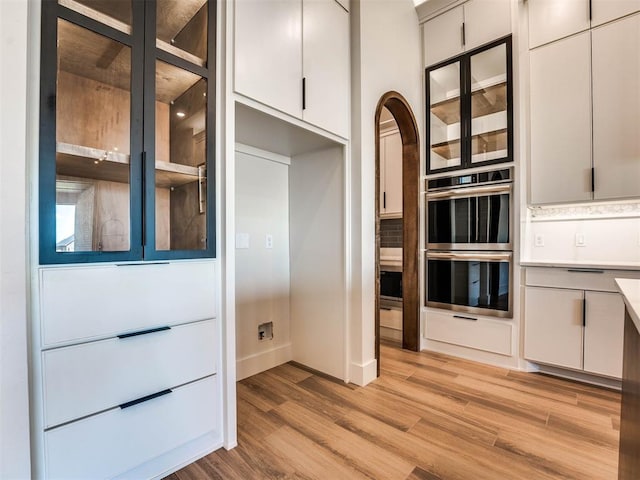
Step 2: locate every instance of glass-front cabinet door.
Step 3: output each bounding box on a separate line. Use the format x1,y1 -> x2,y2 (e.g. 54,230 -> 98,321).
40,0 -> 215,263
426,37 -> 512,174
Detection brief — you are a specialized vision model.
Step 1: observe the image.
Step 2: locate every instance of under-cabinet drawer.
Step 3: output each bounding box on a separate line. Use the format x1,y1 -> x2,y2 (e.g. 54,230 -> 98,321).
43,319 -> 217,428
425,309 -> 512,356
44,375 -> 219,480
380,308 -> 402,330
525,267 -> 640,292
40,261 -> 217,347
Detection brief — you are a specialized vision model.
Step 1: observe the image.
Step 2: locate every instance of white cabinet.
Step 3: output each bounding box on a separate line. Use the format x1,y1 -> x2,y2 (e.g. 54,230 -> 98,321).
529,14 -> 640,204
380,130 -> 402,217
529,0 -> 640,47
234,0 -> 349,138
524,267 -> 636,379
423,0 -> 510,67
529,32 -> 592,204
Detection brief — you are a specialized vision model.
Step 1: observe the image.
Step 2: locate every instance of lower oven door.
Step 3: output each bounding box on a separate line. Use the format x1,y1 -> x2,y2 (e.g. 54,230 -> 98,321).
426,251 -> 512,318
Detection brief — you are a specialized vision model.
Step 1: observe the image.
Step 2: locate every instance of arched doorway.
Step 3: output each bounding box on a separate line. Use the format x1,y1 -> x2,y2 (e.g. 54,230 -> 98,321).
375,92 -> 420,373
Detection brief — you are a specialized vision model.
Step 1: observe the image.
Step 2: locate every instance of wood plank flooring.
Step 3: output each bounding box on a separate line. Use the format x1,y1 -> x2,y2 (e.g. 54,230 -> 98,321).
168,344 -> 621,480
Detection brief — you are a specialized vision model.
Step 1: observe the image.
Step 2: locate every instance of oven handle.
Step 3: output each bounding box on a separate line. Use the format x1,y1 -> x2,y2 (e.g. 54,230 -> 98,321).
426,183 -> 511,200
427,251 -> 512,262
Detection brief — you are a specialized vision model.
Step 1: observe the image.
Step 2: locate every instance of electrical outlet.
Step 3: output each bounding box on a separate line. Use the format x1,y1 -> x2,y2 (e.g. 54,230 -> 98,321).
534,234 -> 544,247
265,234 -> 273,249
258,322 -> 273,341
575,233 -> 586,247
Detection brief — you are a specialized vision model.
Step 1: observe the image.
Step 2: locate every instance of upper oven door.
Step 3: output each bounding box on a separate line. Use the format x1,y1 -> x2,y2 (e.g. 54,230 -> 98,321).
426,183 -> 512,250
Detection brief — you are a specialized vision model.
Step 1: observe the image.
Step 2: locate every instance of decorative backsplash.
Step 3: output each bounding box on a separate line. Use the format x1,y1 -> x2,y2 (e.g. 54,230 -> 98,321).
529,200 -> 640,221
380,218 -> 403,248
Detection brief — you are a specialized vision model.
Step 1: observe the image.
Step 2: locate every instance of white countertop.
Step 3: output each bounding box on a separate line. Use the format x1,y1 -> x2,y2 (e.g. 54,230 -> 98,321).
521,260 -> 640,271
616,279 -> 640,333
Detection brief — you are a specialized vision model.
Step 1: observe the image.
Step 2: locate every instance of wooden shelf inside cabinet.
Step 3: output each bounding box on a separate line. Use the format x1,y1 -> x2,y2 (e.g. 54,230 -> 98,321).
431,138 -> 461,160
431,128 -> 507,160
56,143 -> 200,188
431,82 -> 507,125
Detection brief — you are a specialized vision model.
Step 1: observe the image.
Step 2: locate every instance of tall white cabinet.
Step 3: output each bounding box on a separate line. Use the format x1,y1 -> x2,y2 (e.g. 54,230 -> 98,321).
234,0 -> 350,138
529,11 -> 640,204
380,129 -> 403,218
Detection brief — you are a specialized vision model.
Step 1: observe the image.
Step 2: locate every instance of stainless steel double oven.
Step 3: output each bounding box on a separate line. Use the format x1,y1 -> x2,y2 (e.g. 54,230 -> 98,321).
425,168 -> 513,317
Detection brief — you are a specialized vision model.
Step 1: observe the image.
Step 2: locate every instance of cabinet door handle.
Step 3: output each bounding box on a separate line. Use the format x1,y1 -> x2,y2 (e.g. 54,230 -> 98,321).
117,325 -> 171,339
302,77 -> 306,110
141,151 -> 147,247
589,0 -> 592,20
383,191 -> 386,209
119,389 -> 172,410
454,314 -> 477,322
461,22 -> 466,47
582,297 -> 586,327
567,269 -> 604,274
591,167 -> 595,193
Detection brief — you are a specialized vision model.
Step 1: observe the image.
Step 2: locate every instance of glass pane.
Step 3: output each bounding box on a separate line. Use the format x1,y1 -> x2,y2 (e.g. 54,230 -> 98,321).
56,20 -> 132,252
157,0 -> 208,66
470,43 -> 508,164
58,0 -> 132,34
155,61 -> 207,251
429,62 -> 461,170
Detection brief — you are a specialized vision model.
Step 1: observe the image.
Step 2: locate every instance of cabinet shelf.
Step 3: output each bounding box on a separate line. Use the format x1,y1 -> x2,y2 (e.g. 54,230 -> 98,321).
431,128 -> 507,160
56,143 -> 200,188
430,82 -> 507,125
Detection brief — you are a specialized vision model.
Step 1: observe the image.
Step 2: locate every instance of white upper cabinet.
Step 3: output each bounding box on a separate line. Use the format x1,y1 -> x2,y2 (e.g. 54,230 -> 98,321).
529,32 -> 592,204
234,0 -> 350,138
591,14 -> 640,200
381,130 -> 403,217
234,0 -> 302,118
302,0 -> 350,138
423,0 -> 510,67
528,0 -> 590,48
591,0 -> 640,27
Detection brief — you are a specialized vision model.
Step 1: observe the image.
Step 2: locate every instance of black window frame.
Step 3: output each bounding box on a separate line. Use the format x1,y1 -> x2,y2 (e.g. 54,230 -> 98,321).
39,0 -> 217,264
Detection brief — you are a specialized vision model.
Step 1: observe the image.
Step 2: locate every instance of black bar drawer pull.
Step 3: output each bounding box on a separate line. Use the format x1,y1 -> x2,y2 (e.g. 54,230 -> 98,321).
119,389 -> 172,410
454,315 -> 478,322
117,326 -> 171,339
567,269 -> 604,274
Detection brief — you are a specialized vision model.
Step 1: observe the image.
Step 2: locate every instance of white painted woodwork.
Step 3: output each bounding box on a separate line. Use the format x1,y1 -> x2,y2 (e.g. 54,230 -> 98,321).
583,291 -> 625,378
528,0 -> 590,48
42,319 -> 217,428
592,14 -> 640,200
529,32 -> 592,205
234,0 -> 302,117
463,0 -> 511,51
302,0 -> 350,138
425,310 -> 512,356
380,308 -> 402,331
381,130 -> 403,217
44,375 -> 219,480
524,286 -> 584,370
591,0 -> 640,27
423,6 -> 464,66
40,261 -> 216,347
290,146 -> 345,380
524,267 -> 640,293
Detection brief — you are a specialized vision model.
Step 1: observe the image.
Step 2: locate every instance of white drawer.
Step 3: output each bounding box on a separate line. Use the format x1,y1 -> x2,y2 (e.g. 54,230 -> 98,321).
425,310 -> 512,356
525,267 -> 640,292
45,375 -> 219,480
40,261 -> 216,347
43,319 -> 217,428
380,308 -> 402,330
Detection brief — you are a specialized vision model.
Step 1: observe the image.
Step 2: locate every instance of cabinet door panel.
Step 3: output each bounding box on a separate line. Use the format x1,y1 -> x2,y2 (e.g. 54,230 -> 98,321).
592,14 -> 640,200
529,33 -> 592,204
234,0 -> 302,117
525,287 -> 584,370
528,0 -> 590,48
383,131 -> 403,216
591,0 -> 640,27
302,0 -> 349,137
584,291 -> 625,378
463,0 -> 511,51
423,6 -> 464,67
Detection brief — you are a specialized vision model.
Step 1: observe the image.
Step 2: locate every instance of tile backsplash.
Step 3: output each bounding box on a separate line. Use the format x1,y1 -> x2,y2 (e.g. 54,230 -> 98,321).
380,218 -> 403,248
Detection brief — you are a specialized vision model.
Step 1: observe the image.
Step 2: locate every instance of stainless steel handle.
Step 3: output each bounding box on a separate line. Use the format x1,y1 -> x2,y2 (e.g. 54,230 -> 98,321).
567,269 -> 604,274
427,251 -> 512,262
426,183 -> 511,200
454,314 -> 477,322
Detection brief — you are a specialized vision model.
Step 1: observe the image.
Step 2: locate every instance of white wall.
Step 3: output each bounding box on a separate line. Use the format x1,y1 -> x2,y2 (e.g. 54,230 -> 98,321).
290,146 -> 346,380
235,148 -> 292,380
0,1 -> 31,478
350,0 -> 423,384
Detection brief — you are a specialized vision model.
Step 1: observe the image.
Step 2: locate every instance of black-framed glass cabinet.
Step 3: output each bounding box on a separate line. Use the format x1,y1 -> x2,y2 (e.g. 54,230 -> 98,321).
39,0 -> 216,264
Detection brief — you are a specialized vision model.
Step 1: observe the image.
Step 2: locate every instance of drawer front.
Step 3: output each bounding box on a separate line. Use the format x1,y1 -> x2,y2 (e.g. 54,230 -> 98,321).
43,319 -> 217,428
380,308 -> 402,330
426,310 -> 512,356
525,267 -> 640,292
40,261 -> 216,347
45,375 -> 219,480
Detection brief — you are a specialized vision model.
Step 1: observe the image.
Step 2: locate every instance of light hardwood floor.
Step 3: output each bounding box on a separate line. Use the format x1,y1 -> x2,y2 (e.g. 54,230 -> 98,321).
169,344 -> 621,480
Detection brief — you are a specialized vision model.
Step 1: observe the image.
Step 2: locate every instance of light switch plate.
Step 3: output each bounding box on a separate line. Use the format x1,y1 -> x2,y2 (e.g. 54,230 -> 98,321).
575,233 -> 586,247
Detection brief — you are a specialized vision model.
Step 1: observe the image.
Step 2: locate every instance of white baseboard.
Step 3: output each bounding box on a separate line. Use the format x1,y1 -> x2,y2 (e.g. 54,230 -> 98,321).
349,358 -> 377,386
236,343 -> 293,381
